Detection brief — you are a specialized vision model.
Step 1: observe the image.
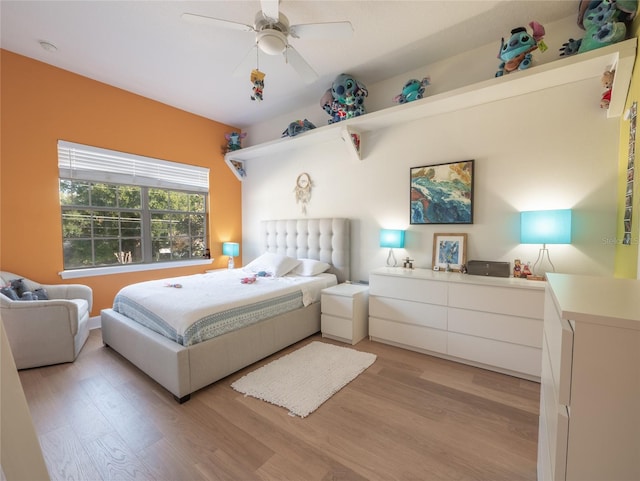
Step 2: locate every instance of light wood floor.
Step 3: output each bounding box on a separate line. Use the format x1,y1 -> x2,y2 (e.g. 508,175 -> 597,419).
19,329 -> 540,481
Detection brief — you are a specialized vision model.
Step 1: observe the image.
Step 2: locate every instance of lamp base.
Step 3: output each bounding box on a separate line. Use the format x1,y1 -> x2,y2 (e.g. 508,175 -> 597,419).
386,249 -> 398,267
227,257 -> 235,269
531,245 -> 555,278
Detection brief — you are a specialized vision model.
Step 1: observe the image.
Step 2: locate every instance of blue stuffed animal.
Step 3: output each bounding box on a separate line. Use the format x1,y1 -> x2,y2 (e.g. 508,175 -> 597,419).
281,119 -> 316,138
559,0 -> 637,57
393,77 -> 431,104
321,73 -> 368,124
496,21 -> 546,77
224,132 -> 247,153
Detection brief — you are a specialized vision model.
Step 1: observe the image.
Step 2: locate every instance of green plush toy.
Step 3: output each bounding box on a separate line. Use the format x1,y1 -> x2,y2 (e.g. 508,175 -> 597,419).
560,0 -> 638,56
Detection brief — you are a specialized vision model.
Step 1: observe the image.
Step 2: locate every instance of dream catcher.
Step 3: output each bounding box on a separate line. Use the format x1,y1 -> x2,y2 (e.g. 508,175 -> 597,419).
294,172 -> 313,214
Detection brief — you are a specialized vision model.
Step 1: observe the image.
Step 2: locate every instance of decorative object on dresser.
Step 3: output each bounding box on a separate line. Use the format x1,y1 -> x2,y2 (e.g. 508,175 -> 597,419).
410,160 -> 474,225
402,257 -> 414,269
321,283 -> 369,345
222,241 -> 240,269
432,233 -> 467,272
538,273 -> 640,481
466,260 -> 510,278
231,341 -> 376,418
368,267 -> 544,380
520,209 -> 572,278
379,229 -> 405,267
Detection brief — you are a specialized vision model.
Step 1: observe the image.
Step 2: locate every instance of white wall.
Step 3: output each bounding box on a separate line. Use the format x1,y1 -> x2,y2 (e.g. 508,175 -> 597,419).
241,16 -> 620,282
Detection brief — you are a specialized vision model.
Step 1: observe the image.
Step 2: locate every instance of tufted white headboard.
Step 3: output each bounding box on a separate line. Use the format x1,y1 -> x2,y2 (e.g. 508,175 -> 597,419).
260,218 -> 350,283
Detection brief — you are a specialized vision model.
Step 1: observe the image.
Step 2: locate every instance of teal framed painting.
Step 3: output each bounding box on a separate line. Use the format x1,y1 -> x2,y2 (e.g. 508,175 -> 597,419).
410,160 -> 474,224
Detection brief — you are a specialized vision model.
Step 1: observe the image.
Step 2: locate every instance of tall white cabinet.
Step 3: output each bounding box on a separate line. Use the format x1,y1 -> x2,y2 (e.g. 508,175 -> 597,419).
368,267 -> 545,380
538,273 -> 640,481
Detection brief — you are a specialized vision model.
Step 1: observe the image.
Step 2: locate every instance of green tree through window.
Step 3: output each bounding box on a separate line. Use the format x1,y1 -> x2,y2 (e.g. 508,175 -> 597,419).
60,180 -> 206,270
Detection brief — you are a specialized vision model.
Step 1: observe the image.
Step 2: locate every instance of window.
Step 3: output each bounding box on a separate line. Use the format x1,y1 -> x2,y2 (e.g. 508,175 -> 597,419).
58,141 -> 209,273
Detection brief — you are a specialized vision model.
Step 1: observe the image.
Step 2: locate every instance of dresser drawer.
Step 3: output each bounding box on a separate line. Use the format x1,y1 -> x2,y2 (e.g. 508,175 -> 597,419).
540,341 -> 569,481
322,294 -> 354,318
447,332 -> 541,377
370,296 -> 447,330
370,274 -> 447,305
369,317 -> 447,354
321,314 -> 352,341
448,307 -> 542,348
449,283 -> 544,319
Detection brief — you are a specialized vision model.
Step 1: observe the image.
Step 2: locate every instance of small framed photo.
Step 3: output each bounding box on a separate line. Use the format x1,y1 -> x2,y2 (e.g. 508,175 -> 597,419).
432,233 -> 467,271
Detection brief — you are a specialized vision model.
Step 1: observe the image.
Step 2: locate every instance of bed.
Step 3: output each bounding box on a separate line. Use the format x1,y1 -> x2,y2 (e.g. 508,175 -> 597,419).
101,218 -> 350,402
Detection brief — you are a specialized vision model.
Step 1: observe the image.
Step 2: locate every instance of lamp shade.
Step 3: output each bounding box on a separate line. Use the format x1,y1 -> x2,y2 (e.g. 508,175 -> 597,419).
520,209 -> 572,244
379,229 -> 405,249
222,242 -> 240,257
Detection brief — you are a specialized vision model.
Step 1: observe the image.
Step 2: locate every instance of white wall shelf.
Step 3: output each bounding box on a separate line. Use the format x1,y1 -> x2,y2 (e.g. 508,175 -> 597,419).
224,157 -> 246,181
224,38 -> 636,179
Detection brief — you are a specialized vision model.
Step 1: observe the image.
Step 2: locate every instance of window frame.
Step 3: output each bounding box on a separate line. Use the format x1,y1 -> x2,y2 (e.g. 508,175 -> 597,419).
58,141 -> 212,279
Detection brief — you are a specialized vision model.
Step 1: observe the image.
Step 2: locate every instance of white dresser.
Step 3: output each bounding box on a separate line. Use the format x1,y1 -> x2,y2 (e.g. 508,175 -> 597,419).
368,267 -> 545,379
538,273 -> 640,481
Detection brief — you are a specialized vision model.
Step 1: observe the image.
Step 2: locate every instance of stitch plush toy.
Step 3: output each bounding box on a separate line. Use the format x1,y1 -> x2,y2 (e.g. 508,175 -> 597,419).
559,0 -> 637,57
224,132 -> 247,153
496,21 -> 546,77
281,119 -> 316,138
250,69 -> 265,101
393,77 -> 431,104
321,73 -> 368,124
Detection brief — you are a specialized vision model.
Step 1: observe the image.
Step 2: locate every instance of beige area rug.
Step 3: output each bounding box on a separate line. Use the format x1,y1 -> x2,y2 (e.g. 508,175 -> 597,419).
231,341 -> 377,418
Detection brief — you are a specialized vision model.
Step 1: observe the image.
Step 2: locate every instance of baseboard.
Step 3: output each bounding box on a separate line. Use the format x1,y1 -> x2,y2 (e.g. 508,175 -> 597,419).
89,315 -> 101,330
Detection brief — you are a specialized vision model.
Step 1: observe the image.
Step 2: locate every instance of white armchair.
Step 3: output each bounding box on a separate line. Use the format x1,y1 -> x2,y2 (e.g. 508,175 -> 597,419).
0,271 -> 93,369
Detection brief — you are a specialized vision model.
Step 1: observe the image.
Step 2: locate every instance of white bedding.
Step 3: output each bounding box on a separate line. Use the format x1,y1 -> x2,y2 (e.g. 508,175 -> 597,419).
112,269 -> 337,346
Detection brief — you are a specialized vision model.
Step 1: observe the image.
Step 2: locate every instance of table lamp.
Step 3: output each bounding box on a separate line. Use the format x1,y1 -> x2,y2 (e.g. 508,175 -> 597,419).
380,229 -> 405,267
222,242 -> 240,269
520,209 -> 572,277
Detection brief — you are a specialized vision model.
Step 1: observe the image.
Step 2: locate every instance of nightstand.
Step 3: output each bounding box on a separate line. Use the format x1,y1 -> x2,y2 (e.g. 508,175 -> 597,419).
321,283 -> 369,345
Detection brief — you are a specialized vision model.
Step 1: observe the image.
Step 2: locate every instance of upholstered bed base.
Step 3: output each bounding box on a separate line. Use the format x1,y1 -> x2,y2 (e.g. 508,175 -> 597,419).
100,218 -> 350,402
101,302 -> 320,402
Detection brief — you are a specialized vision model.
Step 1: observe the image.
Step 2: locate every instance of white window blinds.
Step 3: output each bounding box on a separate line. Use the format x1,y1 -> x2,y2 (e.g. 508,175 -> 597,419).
58,140 -> 210,192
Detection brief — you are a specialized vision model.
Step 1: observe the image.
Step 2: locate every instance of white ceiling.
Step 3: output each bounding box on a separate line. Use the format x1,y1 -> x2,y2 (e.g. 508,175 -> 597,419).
0,1 -> 578,129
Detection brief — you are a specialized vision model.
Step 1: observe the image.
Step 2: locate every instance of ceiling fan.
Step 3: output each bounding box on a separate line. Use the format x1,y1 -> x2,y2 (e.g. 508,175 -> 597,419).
182,0 -> 353,83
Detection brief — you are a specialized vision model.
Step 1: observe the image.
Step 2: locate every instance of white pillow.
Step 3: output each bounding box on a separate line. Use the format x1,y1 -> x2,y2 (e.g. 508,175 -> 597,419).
291,258 -> 331,277
244,253 -> 300,277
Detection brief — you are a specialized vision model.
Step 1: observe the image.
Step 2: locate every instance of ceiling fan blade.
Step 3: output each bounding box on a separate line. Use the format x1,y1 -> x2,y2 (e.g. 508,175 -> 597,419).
284,45 -> 318,84
260,0 -> 280,23
181,12 -> 255,32
289,21 -> 353,40
232,45 -> 259,78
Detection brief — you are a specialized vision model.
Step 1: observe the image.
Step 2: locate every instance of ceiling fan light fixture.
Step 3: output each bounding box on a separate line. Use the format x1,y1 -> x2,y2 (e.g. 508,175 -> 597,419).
257,30 -> 287,55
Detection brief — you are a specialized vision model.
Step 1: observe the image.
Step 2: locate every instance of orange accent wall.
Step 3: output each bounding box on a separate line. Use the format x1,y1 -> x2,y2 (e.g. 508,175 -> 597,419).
0,50 -> 242,315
